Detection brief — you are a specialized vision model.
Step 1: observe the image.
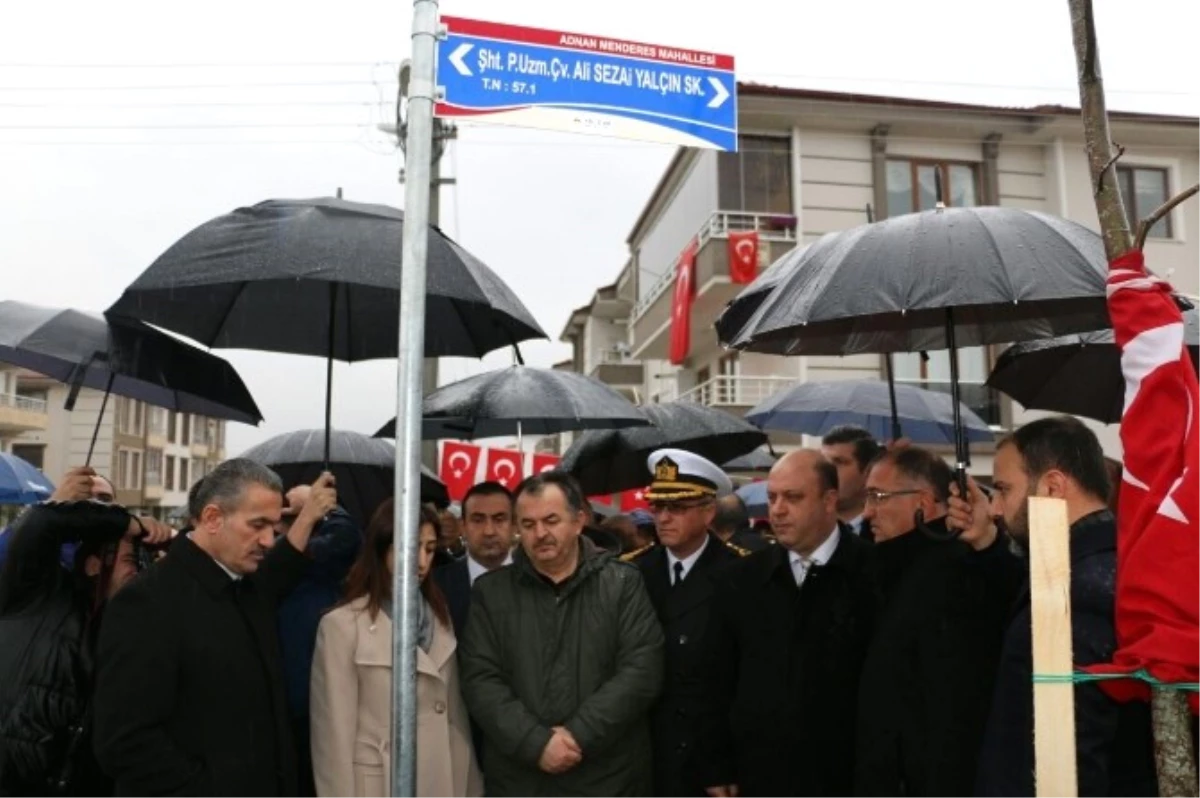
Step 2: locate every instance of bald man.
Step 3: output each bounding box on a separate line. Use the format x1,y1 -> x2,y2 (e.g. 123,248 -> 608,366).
695,450 -> 876,797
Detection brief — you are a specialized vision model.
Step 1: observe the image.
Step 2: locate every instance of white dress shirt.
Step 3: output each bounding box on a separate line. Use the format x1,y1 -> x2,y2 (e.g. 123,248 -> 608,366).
666,534 -> 710,585
846,513 -> 866,536
466,551 -> 513,585
788,525 -> 841,586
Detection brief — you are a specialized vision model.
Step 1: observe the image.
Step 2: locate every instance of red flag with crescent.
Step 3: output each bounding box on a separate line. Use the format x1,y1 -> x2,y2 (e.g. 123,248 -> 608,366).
486,448 -> 525,490
669,238 -> 699,365
439,441 -> 482,502
532,453 -> 561,474
620,486 -> 650,512
1084,250 -> 1199,711
727,230 -> 759,284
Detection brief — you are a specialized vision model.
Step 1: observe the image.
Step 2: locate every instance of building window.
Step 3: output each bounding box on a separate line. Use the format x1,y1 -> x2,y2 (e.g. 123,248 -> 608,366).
167,412 -> 177,443
179,458 -> 189,490
892,349 -> 1001,426
148,408 -> 167,438
132,451 -> 142,490
165,455 -> 176,491
1117,166 -> 1171,239
16,387 -> 48,404
118,450 -> 129,489
718,135 -> 793,214
146,449 -> 163,486
11,443 -> 44,469
181,414 -> 191,446
887,159 -> 979,217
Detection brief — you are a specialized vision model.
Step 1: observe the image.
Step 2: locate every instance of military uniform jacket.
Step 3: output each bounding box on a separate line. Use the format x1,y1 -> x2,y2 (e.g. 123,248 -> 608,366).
631,534 -> 745,797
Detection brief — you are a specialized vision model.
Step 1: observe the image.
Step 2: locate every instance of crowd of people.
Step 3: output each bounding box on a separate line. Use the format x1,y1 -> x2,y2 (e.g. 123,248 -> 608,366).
0,416 -> 1159,796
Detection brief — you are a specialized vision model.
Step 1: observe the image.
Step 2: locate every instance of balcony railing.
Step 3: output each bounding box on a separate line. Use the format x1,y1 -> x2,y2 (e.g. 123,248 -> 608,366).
633,210 -> 799,321
1,393 -> 48,413
661,375 -> 796,408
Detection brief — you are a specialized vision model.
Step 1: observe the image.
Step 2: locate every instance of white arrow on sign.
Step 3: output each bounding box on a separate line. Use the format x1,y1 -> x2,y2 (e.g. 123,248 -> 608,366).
449,43 -> 474,76
706,76 -> 730,109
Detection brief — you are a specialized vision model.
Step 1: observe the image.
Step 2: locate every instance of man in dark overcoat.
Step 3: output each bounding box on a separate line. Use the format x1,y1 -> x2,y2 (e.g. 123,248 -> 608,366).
93,459 -> 336,796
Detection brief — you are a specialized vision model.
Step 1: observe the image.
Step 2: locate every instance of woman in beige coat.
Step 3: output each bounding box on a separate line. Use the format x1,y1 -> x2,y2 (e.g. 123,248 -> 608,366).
311,501 -> 482,797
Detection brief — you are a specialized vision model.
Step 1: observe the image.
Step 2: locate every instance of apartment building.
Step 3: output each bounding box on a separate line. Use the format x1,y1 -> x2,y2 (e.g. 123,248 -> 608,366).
6,368 -> 227,517
562,85 -> 1199,472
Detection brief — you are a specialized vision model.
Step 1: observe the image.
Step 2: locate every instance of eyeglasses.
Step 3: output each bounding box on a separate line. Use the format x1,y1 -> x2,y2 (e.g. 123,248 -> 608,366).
864,489 -> 923,506
648,500 -> 710,516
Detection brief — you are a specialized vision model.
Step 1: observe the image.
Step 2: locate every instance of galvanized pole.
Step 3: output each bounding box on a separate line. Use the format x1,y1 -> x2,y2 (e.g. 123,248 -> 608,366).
392,0 -> 439,794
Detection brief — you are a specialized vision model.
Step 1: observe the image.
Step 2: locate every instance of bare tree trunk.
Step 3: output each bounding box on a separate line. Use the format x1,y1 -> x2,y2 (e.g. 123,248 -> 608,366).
1067,1 -> 1199,795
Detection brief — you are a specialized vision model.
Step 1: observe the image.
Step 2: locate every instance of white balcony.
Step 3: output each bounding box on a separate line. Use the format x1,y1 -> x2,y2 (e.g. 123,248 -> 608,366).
658,375 -> 797,409
0,392 -> 49,433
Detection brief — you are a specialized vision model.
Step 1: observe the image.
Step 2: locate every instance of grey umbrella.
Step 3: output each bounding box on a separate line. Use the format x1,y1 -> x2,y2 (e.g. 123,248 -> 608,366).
105,196 -> 547,464
746,379 -> 994,446
0,300 -> 263,464
239,429 -> 449,525
373,365 -> 650,440
722,448 -> 777,473
561,402 -> 767,495
987,307 -> 1200,424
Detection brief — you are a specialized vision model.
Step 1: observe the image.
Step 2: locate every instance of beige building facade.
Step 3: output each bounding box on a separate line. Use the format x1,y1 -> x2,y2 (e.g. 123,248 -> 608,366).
562,85 -> 1199,473
2,366 -> 227,518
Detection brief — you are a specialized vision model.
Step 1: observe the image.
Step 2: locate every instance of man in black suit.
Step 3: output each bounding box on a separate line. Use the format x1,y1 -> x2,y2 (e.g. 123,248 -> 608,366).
821,425 -> 882,541
627,449 -> 747,797
433,481 -> 515,637
696,450 -> 876,797
93,459 -> 337,796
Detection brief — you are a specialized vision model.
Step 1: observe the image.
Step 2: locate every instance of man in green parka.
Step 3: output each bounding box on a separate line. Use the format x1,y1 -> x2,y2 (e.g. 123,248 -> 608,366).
459,470 -> 664,796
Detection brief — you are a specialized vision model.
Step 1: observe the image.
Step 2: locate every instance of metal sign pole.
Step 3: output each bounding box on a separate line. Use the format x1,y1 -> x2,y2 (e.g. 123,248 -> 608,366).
391,0 -> 439,794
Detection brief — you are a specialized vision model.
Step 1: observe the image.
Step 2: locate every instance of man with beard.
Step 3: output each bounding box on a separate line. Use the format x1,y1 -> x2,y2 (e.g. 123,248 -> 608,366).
628,449 -> 747,796
948,416 -> 1157,796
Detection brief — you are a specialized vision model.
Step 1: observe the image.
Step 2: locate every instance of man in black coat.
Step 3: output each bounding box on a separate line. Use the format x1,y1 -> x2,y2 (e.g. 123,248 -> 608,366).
93,460 -> 337,796
948,416 -> 1158,796
695,450 -> 876,797
433,481 -> 515,638
626,449 -> 747,797
854,447 -> 1017,796
821,425 -> 882,541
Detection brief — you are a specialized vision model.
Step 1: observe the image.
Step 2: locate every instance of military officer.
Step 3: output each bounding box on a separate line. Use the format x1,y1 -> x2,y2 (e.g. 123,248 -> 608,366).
626,448 -> 747,797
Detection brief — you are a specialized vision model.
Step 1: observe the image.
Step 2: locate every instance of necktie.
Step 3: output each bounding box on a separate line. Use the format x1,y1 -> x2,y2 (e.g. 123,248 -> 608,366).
792,556 -> 812,586
673,560 -> 685,587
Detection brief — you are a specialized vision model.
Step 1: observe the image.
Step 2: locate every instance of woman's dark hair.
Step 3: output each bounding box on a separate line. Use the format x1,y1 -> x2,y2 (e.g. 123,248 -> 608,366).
340,499 -> 449,627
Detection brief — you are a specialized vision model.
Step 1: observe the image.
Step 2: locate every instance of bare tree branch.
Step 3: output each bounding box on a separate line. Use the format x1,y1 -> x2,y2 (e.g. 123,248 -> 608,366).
1136,183 -> 1200,251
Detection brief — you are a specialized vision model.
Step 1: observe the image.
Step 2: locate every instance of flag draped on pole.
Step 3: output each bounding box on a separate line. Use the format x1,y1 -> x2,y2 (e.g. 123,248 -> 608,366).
669,239 -> 698,365
532,453 -> 560,474
727,230 -> 760,284
485,448 -> 525,490
1089,250 -> 1199,711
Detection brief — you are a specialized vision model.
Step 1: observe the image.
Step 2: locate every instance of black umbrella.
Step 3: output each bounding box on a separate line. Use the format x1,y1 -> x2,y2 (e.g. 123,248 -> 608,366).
105,196 -> 547,464
373,365 -> 650,441
987,307 -> 1200,424
725,206 -> 1109,356
561,402 -> 767,495
239,429 -> 449,526
713,244 -> 808,345
0,300 -> 262,464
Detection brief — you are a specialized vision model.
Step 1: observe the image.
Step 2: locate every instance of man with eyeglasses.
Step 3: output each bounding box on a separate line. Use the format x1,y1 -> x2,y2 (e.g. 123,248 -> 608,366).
854,447 -> 1016,796
625,448 -> 746,798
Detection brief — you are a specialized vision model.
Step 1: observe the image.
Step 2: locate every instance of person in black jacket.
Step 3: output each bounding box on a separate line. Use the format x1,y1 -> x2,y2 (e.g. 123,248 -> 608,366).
821,425 -> 882,541
627,449 -> 748,797
854,447 -> 1017,796
93,459 -> 336,796
433,481 -> 514,637
696,450 -> 875,797
0,466 -> 172,796
948,416 -> 1158,797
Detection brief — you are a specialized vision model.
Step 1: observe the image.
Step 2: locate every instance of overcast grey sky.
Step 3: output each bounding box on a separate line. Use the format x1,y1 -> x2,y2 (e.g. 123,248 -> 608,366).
2,0 -> 1195,454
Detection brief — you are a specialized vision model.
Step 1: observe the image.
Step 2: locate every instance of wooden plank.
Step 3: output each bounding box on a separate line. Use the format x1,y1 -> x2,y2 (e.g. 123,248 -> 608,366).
1028,496 -> 1078,798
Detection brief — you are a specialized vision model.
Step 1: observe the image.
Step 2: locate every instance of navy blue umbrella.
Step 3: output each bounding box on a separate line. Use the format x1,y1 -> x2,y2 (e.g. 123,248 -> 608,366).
0,453 -> 54,505
746,379 -> 993,446
735,481 -> 767,517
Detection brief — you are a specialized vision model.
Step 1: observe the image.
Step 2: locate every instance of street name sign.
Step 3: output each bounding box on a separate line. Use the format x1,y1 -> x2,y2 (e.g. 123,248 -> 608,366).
435,16 -> 738,151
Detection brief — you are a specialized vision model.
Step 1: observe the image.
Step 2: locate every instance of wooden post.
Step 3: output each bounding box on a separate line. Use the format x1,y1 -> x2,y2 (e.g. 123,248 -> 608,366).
1028,496 -> 1078,797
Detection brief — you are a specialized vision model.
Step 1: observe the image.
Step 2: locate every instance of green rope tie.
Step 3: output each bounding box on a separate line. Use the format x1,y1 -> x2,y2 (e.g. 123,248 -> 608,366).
1031,668 -> 1198,692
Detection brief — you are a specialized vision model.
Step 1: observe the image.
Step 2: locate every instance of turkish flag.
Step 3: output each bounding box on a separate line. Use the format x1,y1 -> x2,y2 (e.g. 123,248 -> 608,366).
485,448 -> 525,490
532,453 -> 561,474
588,494 -> 614,507
727,231 -> 760,284
439,441 -> 482,502
1084,250 -> 1199,711
669,239 -> 699,365
620,486 -> 650,512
